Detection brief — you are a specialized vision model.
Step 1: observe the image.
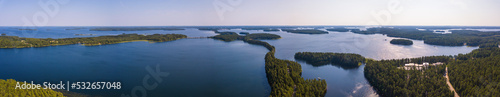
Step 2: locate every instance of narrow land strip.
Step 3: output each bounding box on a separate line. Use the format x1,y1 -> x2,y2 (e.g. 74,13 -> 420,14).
445,66 -> 460,97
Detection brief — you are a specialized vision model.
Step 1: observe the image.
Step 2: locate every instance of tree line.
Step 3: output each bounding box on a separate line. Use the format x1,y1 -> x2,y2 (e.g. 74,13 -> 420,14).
0,34 -> 187,48
89,27 -> 184,31
351,28 -> 500,46
281,29 -> 328,34
390,39 -> 413,45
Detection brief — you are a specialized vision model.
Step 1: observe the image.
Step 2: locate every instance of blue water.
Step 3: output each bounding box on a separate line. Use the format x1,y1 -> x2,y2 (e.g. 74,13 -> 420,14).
0,38 -> 270,97
0,27 -> 479,97
0,27 -> 216,38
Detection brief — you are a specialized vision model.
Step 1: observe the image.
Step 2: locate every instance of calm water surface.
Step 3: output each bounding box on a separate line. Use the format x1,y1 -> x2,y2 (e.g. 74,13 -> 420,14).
1,38 -> 270,97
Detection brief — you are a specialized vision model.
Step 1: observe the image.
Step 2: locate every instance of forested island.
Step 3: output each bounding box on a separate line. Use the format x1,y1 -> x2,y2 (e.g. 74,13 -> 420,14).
325,28 -> 351,32
294,52 -> 365,69
210,32 -> 281,42
90,27 -> 184,31
210,33 -> 327,97
281,29 -> 328,34
239,32 -> 249,35
241,28 -> 280,32
390,39 -> 413,45
0,34 -> 187,48
0,79 -> 65,97
65,28 -> 85,30
351,28 -> 500,46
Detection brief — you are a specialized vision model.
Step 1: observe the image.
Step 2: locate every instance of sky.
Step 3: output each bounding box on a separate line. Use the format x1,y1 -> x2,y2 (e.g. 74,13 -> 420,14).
0,0 -> 499,26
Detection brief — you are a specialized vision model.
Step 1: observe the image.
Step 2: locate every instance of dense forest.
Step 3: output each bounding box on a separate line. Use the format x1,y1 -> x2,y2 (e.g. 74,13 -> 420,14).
364,56 -> 455,97
390,39 -> 413,45
448,47 -> 500,96
294,52 -> 365,69
210,33 -> 281,42
0,79 -> 65,97
89,27 -> 184,31
210,33 -> 327,97
239,32 -> 249,35
351,28 -> 500,46
0,34 -> 187,48
245,33 -> 281,40
281,29 -> 328,34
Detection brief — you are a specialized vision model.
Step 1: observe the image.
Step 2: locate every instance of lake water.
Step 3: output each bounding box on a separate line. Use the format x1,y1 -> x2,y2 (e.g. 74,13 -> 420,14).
220,29 -> 477,97
0,27 -> 478,97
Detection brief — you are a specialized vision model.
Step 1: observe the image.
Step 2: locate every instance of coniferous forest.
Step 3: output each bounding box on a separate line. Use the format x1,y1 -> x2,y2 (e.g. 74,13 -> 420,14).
448,47 -> 500,96
364,56 -> 455,97
294,52 -> 365,69
390,39 -> 413,45
364,47 -> 500,97
0,34 -> 187,48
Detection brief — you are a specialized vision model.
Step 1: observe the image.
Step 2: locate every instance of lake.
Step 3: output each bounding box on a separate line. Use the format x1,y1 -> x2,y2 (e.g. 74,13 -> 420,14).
0,27 -> 478,97
219,28 -> 477,97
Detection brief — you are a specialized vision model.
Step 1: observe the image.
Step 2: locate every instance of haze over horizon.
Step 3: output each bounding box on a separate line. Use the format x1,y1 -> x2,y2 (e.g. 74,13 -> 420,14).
0,0 -> 499,26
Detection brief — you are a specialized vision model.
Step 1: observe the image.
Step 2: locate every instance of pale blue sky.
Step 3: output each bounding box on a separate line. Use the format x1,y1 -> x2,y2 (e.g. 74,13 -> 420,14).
0,0 -> 499,26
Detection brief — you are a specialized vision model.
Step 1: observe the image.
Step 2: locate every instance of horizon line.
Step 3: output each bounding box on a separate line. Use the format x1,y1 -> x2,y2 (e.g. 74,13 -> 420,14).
1,25 -> 500,27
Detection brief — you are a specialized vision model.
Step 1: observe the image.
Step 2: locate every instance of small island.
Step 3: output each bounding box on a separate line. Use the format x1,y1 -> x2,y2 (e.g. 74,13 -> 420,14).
210,32 -> 281,42
241,28 -> 280,32
325,28 -> 350,32
281,29 -> 328,34
65,28 -> 85,30
390,39 -> 413,45
239,32 -> 249,35
294,52 -> 365,69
